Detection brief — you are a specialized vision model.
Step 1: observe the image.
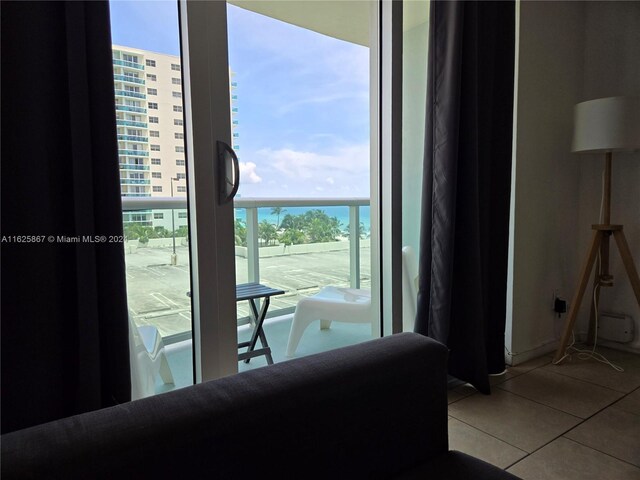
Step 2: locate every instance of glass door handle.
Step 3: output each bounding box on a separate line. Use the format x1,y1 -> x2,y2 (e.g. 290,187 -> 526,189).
217,140 -> 240,204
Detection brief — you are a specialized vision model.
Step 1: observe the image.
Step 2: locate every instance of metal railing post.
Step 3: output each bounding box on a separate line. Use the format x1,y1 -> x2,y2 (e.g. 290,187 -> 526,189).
246,207 -> 260,283
349,205 -> 360,289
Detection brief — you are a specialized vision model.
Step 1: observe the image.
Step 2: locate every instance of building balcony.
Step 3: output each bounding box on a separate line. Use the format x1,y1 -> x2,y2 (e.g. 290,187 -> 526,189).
112,58 -> 144,70
117,134 -> 148,143
115,105 -> 147,114
120,163 -> 150,171
115,90 -> 146,100
116,119 -> 148,129
121,178 -> 151,185
119,149 -> 149,157
114,74 -> 145,85
122,193 -> 152,197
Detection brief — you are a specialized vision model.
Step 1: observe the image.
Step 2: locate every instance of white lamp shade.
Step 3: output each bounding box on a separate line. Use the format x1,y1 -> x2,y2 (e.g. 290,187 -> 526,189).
572,96 -> 640,153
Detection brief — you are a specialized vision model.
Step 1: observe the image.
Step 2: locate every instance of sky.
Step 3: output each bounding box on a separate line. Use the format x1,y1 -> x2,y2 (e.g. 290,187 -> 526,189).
109,0 -> 370,198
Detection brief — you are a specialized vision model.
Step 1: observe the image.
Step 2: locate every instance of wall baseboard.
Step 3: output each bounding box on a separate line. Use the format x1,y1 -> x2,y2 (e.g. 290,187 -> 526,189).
505,339 -> 558,366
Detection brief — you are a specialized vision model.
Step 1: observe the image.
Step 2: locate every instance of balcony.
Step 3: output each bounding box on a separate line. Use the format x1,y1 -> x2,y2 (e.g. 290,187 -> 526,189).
116,119 -> 148,129
114,74 -> 145,85
112,58 -> 144,70
117,134 -> 148,143
119,149 -> 149,157
120,163 -> 150,171
121,197 -> 371,348
120,178 -> 151,185
115,104 -> 147,114
122,193 -> 152,197
115,90 -> 146,100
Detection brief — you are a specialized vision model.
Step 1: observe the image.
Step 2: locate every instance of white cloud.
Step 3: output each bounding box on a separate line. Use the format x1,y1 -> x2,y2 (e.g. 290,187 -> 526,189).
277,91 -> 368,115
257,144 -> 369,180
326,177 -> 335,185
239,162 -> 262,184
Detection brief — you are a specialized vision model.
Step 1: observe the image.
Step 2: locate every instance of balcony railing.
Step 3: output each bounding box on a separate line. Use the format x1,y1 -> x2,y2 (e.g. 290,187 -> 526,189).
112,58 -> 144,70
121,197 -> 370,334
119,149 -> 149,157
115,105 -> 147,114
114,74 -> 145,85
120,178 -> 151,185
115,90 -> 146,100
120,163 -> 150,171
117,134 -> 148,143
116,119 -> 148,129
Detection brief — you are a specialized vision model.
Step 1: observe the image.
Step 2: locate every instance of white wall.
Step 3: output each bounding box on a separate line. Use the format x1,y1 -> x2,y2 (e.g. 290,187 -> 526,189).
508,1 -> 585,364
576,2 -> 640,350
509,1 -> 640,363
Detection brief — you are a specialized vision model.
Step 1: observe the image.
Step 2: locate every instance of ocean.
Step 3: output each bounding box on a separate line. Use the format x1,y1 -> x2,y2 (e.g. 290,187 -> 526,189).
234,205 -> 371,234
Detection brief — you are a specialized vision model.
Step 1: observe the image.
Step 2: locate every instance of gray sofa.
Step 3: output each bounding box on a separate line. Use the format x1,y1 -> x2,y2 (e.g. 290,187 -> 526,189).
1,332 -> 518,479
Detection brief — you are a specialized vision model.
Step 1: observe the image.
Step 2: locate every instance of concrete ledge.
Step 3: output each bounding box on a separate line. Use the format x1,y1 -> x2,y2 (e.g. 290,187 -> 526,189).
235,239 -> 370,258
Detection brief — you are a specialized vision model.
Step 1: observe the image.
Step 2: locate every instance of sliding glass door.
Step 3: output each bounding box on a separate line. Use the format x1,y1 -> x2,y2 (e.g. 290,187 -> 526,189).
112,0 -> 404,392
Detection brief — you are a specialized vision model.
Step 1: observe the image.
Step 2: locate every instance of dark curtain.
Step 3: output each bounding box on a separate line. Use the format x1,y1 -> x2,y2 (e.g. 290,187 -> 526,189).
415,0 -> 515,394
1,1 -> 131,433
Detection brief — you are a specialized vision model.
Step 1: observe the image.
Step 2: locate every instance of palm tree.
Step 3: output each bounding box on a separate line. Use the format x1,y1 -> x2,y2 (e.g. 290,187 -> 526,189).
259,220 -> 278,246
270,207 -> 286,229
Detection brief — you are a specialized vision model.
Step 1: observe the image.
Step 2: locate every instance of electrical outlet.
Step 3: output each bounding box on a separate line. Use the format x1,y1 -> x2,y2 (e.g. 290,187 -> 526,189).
554,297 -> 567,317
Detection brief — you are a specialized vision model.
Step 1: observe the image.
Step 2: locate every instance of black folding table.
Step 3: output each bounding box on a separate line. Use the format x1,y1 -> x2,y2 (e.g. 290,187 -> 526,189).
236,282 -> 285,365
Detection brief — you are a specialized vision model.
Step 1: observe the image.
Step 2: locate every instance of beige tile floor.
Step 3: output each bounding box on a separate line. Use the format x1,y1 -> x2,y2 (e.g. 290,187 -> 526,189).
447,346 -> 640,479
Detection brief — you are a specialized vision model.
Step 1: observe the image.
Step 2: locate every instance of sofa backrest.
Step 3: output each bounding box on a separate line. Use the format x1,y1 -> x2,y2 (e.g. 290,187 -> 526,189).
1,332 -> 448,479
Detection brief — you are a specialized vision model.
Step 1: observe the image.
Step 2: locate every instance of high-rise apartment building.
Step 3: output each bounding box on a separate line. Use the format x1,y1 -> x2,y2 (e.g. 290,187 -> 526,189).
112,45 -> 238,230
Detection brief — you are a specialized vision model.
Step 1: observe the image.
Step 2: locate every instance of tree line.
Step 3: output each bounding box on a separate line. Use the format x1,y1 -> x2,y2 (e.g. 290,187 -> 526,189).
235,208 -> 364,247
124,224 -> 188,244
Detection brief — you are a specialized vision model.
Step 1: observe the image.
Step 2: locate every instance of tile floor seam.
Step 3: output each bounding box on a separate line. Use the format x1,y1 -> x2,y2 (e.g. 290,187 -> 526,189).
563,393 -> 636,426
498,369 -> 628,420
502,418 -> 591,466
543,362 -> 638,393
493,384 -> 586,420
609,389 -> 640,417
504,453 -> 532,471
447,415 -> 530,456
559,436 -> 640,470
447,407 -> 583,456
505,361 -> 552,378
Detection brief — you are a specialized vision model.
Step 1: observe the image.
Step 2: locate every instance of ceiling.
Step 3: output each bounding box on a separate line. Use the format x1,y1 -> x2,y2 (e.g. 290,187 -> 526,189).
229,0 -> 429,47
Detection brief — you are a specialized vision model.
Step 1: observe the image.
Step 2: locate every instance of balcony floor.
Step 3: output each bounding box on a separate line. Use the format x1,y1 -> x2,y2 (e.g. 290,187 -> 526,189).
156,313 -> 375,394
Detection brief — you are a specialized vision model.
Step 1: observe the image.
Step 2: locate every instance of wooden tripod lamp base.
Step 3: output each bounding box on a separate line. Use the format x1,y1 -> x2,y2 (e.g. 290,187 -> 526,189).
553,96 -> 640,364
553,224 -> 640,364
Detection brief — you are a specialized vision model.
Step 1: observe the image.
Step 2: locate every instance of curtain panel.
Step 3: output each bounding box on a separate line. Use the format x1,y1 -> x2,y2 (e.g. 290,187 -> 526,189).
416,0 -> 515,394
1,1 -> 131,433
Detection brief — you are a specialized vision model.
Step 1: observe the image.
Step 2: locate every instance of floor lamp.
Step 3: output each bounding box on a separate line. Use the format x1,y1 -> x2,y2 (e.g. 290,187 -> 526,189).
554,96 -> 640,364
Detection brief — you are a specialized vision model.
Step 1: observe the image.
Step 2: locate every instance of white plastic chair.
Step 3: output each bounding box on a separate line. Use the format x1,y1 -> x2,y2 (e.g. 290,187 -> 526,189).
129,316 -> 174,400
402,246 -> 419,332
286,286 -> 371,357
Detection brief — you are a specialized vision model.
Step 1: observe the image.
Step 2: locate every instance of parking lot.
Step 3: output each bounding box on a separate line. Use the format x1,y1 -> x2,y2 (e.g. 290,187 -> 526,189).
125,243 -> 371,337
